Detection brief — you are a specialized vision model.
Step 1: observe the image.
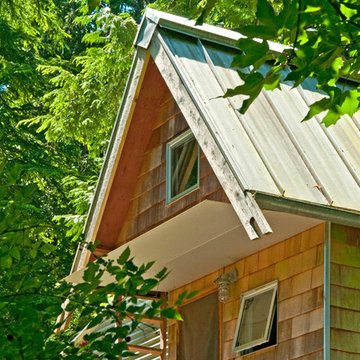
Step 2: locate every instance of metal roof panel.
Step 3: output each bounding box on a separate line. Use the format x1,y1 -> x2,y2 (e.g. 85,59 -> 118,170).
161,29 -> 280,195
156,26 -> 360,213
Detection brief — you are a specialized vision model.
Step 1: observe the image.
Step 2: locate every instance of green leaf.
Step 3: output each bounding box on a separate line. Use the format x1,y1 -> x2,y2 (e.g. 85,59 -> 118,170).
155,267 -> 169,280
88,0 -> 100,13
40,243 -> 57,255
264,72 -> 282,91
22,278 -> 41,290
81,307 -> 94,317
125,259 -> 137,272
236,25 -> 278,40
195,0 -> 216,25
117,247 -> 130,265
224,72 -> 264,113
256,0 -> 277,31
141,260 -> 155,273
29,248 -> 37,259
175,290 -> 188,306
161,308 -> 183,321
340,3 -> 357,18
337,89 -> 360,117
232,39 -> 269,69
303,97 -> 331,121
226,72 -> 264,96
0,255 -> 12,269
186,290 -> 199,300
138,279 -> 158,295
44,305 -> 63,317
9,247 -> 20,261
88,314 -> 104,329
83,261 -> 98,282
304,5 -> 322,13
322,109 -> 341,127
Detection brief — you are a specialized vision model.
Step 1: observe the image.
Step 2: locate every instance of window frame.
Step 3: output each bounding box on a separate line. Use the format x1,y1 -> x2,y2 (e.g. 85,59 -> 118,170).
166,129 -> 200,204
232,280 -> 278,354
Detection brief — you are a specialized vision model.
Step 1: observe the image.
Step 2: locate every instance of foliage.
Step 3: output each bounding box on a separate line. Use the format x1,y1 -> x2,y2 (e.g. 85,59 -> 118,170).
199,0 -> 360,126
1,1 -> 136,358
152,0 -> 258,26
0,247 -> 194,359
22,8 -> 137,153
0,1 -> 195,358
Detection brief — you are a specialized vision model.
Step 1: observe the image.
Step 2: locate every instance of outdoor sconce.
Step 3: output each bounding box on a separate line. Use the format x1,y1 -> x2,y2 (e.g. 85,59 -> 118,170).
214,269 -> 238,303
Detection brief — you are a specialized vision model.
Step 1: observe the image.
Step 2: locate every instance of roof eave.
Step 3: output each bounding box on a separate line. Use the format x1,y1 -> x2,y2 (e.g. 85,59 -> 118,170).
255,192 -> 360,228
135,8 -> 286,53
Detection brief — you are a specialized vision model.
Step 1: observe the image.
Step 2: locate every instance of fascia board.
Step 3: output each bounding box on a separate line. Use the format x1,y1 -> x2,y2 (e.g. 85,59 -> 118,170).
255,192 -> 360,227
139,8 -> 360,85
70,48 -> 150,274
133,16 -> 158,49
135,8 -> 285,54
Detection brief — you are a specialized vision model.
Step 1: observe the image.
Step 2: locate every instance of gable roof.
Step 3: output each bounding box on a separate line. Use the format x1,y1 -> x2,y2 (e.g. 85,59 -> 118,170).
71,8 -> 360,274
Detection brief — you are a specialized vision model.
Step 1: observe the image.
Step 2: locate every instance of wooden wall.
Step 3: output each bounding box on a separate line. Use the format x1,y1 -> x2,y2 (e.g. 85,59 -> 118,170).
116,89 -> 228,246
330,224 -> 360,359
167,224 -> 325,360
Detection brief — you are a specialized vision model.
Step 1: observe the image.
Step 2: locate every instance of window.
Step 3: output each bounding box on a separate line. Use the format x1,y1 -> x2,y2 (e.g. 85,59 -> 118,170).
166,129 -> 199,204
232,281 -> 277,355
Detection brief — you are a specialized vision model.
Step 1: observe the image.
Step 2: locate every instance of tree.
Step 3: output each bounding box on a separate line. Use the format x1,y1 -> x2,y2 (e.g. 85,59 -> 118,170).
196,0 -> 360,126
0,245 -> 194,359
0,1 -> 190,358
152,0 -> 258,26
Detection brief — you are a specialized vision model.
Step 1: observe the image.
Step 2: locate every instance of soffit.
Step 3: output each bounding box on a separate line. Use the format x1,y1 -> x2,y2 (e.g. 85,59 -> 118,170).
66,200 -> 323,291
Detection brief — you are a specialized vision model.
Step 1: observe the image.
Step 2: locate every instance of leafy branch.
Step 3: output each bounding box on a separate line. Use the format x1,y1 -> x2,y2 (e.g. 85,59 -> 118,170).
327,0 -> 360,30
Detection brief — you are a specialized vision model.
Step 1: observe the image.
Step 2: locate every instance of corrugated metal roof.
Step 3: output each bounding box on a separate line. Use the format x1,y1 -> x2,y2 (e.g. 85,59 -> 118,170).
146,24 -> 360,214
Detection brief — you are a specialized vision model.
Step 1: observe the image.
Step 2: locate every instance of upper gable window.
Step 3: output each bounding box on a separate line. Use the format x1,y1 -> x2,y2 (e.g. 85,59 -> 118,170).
232,281 -> 277,355
166,129 -> 199,204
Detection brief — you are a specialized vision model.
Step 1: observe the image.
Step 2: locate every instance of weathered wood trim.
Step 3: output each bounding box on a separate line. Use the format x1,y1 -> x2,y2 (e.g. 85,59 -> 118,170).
159,292 -> 167,359
124,316 -> 164,325
218,297 -> 223,360
95,59 -> 169,248
324,222 -> 331,360
149,30 -> 271,240
70,48 -> 151,273
181,286 -> 218,307
128,344 -> 163,356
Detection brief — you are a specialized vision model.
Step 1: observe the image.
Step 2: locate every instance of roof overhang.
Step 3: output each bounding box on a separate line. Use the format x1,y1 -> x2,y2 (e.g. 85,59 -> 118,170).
255,192 -> 360,228
67,200 -> 323,291
134,8 -> 286,53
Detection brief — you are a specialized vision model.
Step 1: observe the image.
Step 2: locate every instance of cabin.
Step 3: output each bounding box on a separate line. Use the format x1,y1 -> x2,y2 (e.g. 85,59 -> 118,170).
66,8 -> 360,360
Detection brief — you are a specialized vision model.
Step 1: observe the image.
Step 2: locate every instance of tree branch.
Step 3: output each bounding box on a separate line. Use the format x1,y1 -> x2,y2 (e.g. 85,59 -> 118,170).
0,225 -> 46,236
327,0 -> 360,30
291,0 -> 302,60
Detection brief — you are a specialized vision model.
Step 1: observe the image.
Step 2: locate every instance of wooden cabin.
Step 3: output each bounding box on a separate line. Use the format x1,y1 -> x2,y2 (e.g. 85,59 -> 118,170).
67,9 -> 360,360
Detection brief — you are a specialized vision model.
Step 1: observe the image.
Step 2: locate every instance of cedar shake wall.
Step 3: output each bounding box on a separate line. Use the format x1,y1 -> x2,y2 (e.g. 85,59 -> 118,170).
168,224 -> 325,360
116,89 -> 228,246
330,224 -> 360,359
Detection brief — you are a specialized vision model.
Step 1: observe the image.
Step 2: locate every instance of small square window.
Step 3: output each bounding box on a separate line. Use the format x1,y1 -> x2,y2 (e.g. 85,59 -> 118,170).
166,129 -> 199,204
232,281 -> 277,355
